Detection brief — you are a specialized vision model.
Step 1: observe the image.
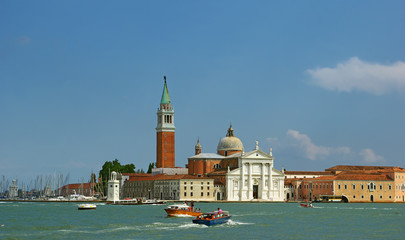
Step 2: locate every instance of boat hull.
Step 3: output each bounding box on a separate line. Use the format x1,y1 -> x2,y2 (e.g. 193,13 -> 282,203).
300,203 -> 313,208
192,215 -> 231,226
78,204 -> 97,210
165,208 -> 201,217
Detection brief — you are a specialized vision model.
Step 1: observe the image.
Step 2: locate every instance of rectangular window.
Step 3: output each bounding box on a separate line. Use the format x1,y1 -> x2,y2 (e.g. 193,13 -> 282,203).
389,185 -> 392,190
338,184 -> 341,190
184,186 -> 187,190
201,192 -> 203,197
344,184 -> 347,190
207,192 -> 210,196
361,184 -> 364,190
191,186 -> 193,190
184,192 -> 187,197
191,192 -> 193,197
380,185 -> 383,190
353,184 -> 356,190
207,182 -> 210,185
201,186 -> 203,190
207,186 -> 210,190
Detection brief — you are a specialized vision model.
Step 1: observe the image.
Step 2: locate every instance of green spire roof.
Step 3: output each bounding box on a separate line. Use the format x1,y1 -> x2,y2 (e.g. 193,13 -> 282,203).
160,76 -> 171,104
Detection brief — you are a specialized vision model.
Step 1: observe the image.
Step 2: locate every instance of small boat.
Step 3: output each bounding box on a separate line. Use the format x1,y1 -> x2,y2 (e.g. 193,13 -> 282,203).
78,203 -> 97,210
165,204 -> 202,217
300,203 -> 313,208
192,210 -> 231,226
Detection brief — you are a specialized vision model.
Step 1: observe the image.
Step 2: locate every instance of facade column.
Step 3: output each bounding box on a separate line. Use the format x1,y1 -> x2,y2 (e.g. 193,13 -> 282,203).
240,164 -> 244,201
226,175 -> 231,201
261,163 -> 265,199
268,162 -> 272,200
248,162 -> 252,200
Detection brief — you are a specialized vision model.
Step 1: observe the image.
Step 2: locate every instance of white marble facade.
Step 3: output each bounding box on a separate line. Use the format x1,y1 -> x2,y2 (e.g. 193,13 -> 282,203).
226,145 -> 284,201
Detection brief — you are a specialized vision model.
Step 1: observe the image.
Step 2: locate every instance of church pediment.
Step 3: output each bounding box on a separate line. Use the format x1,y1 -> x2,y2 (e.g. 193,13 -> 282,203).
241,149 -> 272,160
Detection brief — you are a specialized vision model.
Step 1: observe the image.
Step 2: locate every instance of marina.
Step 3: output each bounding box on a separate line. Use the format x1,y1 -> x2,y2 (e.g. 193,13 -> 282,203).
0,201 -> 404,239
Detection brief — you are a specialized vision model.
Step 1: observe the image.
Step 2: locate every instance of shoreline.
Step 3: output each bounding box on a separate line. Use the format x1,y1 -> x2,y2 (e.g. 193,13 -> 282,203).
1,199 -> 403,204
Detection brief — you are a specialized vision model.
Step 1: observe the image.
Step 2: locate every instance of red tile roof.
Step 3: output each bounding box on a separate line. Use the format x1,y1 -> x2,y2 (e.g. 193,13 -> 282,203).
312,172 -> 393,181
61,183 -> 95,189
123,173 -> 152,177
284,171 -> 333,175
126,174 -> 213,182
325,165 -> 395,172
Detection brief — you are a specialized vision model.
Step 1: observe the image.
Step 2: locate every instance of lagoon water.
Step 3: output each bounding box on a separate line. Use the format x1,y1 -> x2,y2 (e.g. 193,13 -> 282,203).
0,201 -> 404,239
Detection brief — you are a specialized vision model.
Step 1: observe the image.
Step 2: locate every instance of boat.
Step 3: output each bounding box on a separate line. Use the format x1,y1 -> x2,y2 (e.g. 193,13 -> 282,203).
300,203 -> 313,208
165,204 -> 202,217
78,203 -> 97,210
192,210 -> 231,226
315,195 -> 346,203
107,198 -> 166,205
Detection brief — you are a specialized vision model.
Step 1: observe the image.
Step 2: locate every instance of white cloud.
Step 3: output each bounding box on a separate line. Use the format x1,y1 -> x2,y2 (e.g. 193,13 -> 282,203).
286,129 -> 351,160
359,148 -> 385,163
307,57 -> 405,95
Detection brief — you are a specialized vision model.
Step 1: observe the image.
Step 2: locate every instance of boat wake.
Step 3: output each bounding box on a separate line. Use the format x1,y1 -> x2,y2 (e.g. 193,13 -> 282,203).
225,219 -> 253,226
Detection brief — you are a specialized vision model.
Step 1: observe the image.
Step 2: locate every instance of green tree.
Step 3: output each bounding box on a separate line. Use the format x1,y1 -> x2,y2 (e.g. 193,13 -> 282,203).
147,162 -> 155,173
98,159 -> 136,195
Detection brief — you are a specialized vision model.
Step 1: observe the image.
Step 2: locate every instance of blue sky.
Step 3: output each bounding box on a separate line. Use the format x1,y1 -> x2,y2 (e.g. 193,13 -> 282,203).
1,1 -> 404,186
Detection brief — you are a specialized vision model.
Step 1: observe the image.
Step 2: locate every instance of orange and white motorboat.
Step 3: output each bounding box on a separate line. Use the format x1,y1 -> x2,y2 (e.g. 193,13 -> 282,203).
165,204 -> 202,217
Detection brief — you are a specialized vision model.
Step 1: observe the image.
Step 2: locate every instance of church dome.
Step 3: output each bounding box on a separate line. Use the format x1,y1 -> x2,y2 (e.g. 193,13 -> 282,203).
217,125 -> 243,152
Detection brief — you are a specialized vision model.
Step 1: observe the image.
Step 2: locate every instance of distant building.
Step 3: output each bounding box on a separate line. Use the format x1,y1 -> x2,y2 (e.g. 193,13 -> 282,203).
59,183 -> 96,197
285,165 -> 405,203
122,174 -> 215,201
283,170 -> 334,201
9,180 -> 18,199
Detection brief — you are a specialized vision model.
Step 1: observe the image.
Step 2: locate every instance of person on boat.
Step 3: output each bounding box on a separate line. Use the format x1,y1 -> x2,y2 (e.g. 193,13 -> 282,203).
218,208 -> 222,214
309,203 -> 313,207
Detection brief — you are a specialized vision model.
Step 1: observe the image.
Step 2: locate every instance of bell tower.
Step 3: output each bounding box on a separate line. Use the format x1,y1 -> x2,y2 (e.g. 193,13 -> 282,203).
156,76 -> 175,168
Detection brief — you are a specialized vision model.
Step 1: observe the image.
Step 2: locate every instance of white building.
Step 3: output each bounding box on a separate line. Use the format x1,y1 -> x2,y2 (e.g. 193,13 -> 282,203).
188,125 -> 285,201
225,142 -> 284,201
107,171 -> 120,202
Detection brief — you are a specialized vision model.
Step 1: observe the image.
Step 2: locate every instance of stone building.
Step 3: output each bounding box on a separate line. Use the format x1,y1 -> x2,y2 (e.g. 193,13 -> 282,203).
285,165 -> 405,203
122,174 -> 215,201
187,125 -> 285,201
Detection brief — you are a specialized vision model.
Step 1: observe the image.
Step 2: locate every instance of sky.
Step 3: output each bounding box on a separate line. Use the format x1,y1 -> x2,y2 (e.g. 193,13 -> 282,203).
1,1 -> 405,187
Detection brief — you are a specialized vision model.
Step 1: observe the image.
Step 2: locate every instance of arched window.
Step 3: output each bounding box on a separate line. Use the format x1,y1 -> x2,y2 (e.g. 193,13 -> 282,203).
214,163 -> 221,169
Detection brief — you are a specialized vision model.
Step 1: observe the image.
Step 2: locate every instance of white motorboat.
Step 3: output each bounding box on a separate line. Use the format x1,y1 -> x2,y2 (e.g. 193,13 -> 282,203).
78,203 -> 97,210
